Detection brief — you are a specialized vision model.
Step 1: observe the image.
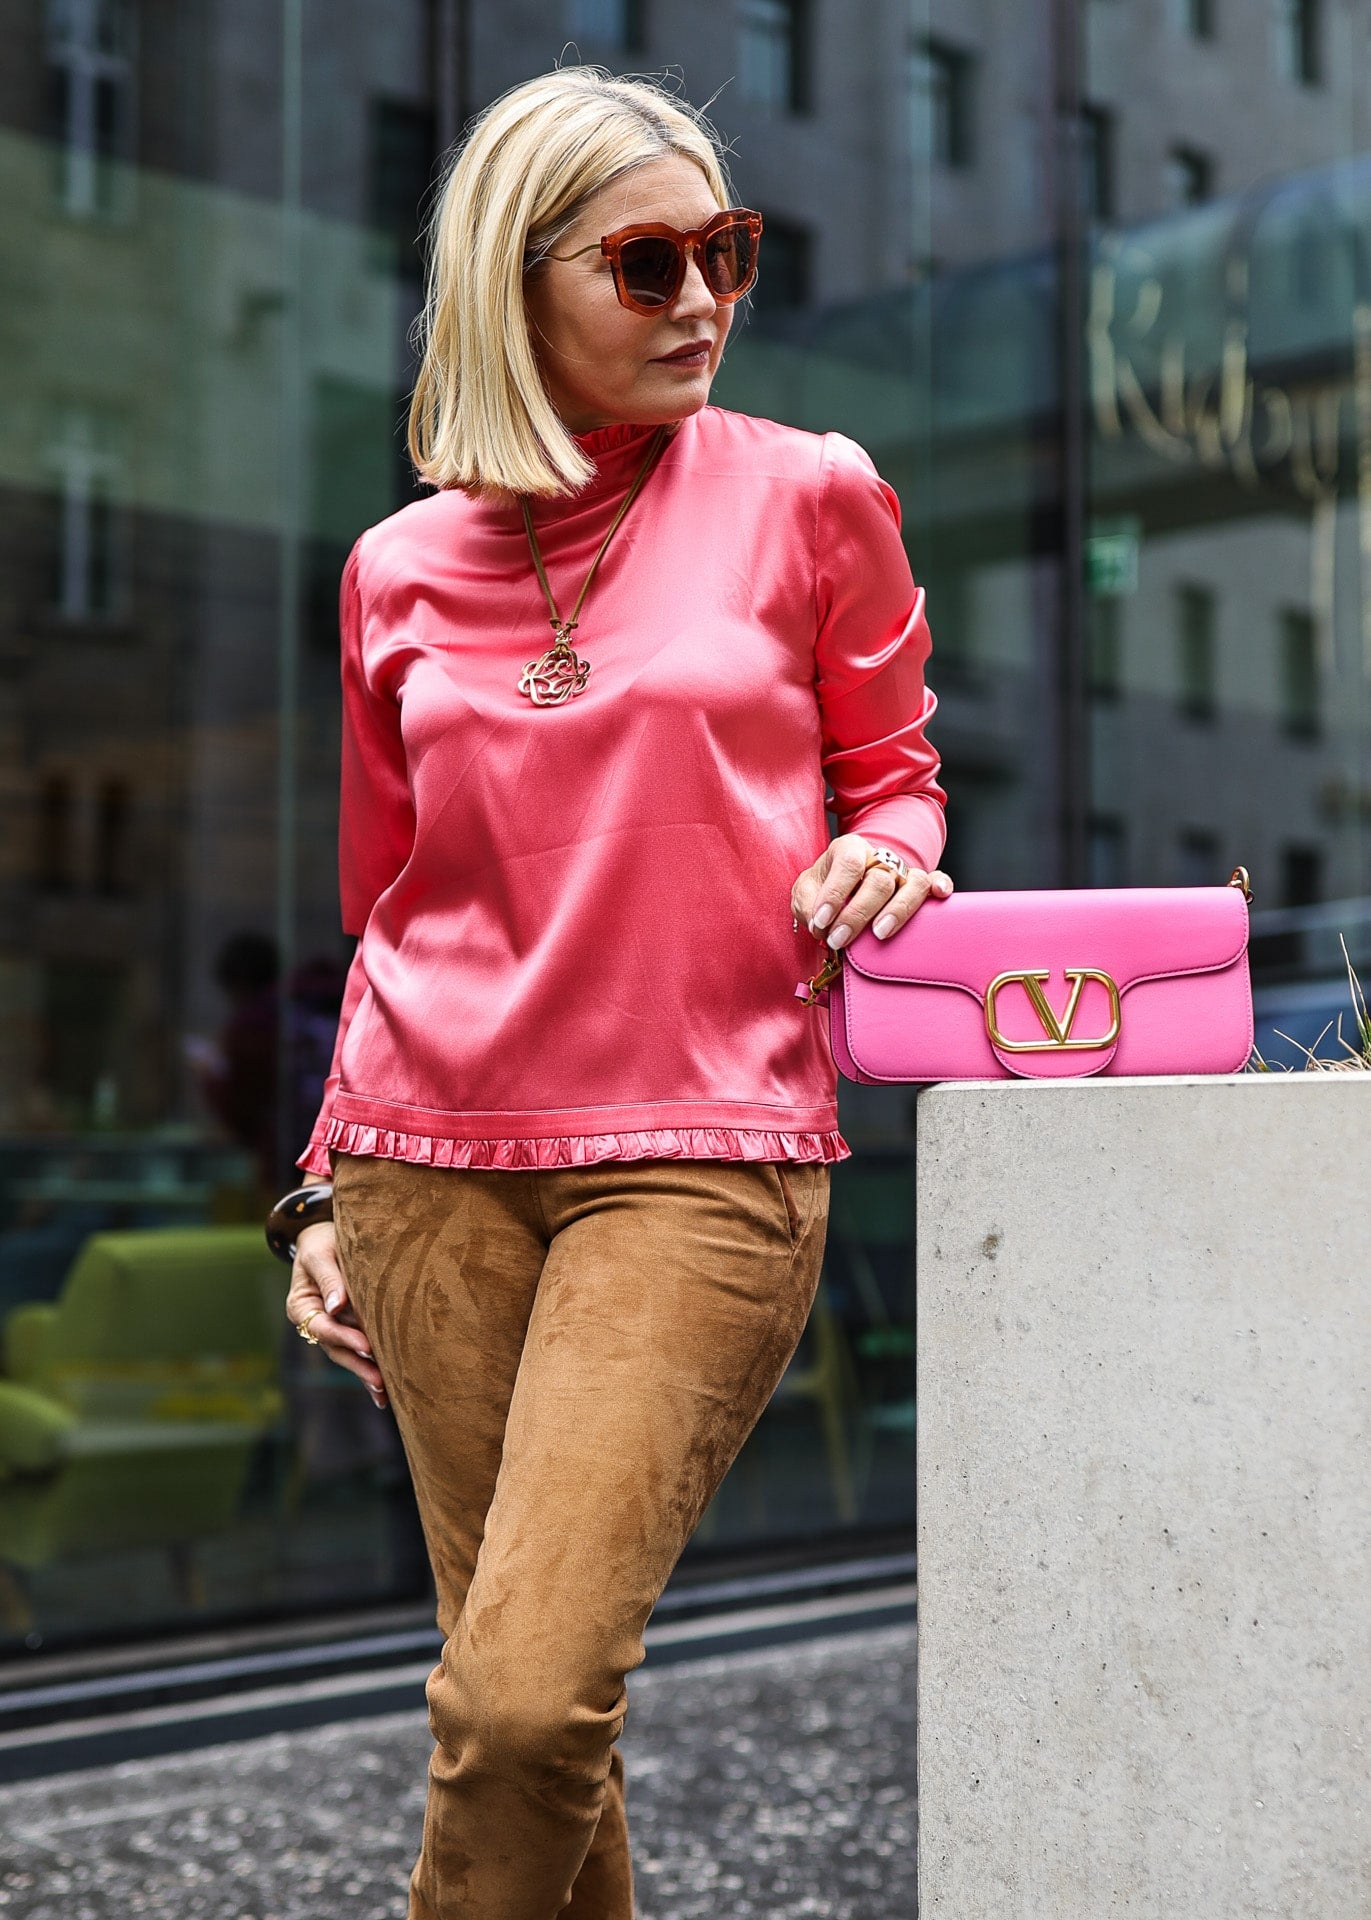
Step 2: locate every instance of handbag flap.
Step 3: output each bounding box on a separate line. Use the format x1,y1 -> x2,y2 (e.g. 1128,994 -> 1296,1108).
841,884 -> 1249,998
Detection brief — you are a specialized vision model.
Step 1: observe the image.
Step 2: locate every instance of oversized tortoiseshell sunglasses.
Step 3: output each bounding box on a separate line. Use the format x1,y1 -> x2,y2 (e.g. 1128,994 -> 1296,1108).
545,208 -> 764,315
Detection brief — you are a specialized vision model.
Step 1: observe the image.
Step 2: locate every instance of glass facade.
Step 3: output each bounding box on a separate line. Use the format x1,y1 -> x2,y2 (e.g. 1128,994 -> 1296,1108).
1,0 -> 1368,1654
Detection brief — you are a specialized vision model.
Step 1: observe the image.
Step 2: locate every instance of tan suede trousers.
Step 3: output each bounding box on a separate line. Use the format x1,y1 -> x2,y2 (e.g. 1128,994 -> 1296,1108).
329,1148 -> 831,1920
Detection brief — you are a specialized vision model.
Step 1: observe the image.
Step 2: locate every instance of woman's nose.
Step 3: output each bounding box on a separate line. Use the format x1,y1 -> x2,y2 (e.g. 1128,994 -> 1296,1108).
670,250 -> 720,321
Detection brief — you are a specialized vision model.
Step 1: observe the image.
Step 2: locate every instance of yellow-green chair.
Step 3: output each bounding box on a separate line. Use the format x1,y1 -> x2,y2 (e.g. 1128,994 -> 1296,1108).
0,1226 -> 284,1630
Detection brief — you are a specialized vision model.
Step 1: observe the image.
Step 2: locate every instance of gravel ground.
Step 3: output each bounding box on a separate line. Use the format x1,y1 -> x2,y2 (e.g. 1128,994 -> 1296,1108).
0,1620 -> 915,1919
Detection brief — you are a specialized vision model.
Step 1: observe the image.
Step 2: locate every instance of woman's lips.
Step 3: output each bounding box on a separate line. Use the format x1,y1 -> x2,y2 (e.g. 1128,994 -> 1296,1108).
653,341 -> 711,366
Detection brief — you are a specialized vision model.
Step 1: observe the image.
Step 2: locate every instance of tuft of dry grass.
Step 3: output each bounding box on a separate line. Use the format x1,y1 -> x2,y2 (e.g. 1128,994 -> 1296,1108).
1249,935 -> 1371,1073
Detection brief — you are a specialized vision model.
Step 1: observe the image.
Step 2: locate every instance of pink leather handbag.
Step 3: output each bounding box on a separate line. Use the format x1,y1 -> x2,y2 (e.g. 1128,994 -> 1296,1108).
795,868 -> 1255,1083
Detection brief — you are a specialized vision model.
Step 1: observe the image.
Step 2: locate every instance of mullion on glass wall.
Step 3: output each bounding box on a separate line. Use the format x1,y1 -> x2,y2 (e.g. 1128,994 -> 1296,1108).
276,0 -> 307,1200
1055,0 -> 1090,887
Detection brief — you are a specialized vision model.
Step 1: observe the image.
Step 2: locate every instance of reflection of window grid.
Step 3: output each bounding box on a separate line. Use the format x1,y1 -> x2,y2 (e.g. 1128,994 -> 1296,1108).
1177,825 -> 1220,886
1280,842 -> 1323,906
45,0 -> 137,221
920,568 -> 973,683
749,215 -> 812,310
36,772 -> 76,891
1289,219 -> 1330,308
42,408 -> 128,622
1079,105 -> 1115,221
1177,583 -> 1217,721
565,0 -> 645,50
1087,813 -> 1128,888
738,0 -> 809,114
94,775 -> 133,895
1087,595 -> 1123,700
1272,0 -> 1322,85
1166,145 -> 1213,208
367,98 -> 436,278
41,959 -> 127,1120
910,36 -> 975,169
1280,607 -> 1320,738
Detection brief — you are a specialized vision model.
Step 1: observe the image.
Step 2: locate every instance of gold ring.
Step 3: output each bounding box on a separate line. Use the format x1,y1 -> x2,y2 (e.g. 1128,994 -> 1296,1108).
863,847 -> 910,884
297,1309 -> 323,1345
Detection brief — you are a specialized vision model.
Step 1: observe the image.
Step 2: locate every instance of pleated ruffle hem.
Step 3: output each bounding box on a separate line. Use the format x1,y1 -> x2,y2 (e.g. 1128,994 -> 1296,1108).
306,1114 -> 851,1174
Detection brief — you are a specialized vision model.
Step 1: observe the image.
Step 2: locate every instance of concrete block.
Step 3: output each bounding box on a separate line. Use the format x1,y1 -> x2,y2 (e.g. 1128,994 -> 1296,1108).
916,1074 -> 1370,1918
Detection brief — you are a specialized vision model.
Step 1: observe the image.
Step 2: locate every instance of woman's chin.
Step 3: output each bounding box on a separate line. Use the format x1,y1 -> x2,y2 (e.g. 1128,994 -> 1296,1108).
633,368 -> 715,418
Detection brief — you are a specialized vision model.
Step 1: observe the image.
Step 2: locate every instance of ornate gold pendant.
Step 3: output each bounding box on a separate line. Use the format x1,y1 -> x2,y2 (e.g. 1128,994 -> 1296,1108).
519,624 -> 591,705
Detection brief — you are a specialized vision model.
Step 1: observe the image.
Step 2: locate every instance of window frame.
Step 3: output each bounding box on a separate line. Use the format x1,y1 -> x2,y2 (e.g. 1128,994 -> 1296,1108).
44,0 -> 139,224
1176,582 -> 1218,725
911,32 -> 976,171
1271,0 -> 1322,86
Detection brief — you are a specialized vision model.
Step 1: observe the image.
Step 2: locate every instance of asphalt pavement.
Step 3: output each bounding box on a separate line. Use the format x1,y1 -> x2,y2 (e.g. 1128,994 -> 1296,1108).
0,1619 -> 915,1919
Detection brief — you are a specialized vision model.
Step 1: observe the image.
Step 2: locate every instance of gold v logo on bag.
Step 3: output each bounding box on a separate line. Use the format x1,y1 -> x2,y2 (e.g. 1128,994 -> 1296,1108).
984,968 -> 1122,1051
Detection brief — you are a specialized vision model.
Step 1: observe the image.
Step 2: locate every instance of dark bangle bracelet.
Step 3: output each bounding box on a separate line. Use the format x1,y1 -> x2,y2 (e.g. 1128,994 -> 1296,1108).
265,1182 -> 334,1264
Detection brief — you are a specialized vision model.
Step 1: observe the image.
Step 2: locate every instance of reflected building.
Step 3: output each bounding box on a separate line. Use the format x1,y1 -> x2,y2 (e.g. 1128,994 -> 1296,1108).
0,0 -> 1367,1651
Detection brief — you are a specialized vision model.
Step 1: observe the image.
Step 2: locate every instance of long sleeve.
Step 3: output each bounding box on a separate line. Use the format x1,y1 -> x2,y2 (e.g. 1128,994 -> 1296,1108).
813,431 -> 948,875
294,536 -> 417,1176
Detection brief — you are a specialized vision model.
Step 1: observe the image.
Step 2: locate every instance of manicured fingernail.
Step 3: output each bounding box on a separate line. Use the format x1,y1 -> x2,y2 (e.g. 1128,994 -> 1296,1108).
811,903 -> 833,931
935,877 -> 952,894
325,1291 -> 342,1312
827,924 -> 851,950
873,913 -> 896,938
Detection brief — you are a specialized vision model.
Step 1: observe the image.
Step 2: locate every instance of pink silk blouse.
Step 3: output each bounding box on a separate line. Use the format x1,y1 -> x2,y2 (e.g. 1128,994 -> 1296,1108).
295,404 -> 947,1177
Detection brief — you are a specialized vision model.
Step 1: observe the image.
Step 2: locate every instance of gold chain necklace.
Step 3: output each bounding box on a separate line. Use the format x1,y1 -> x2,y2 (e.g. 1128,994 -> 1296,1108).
518,423 -> 672,705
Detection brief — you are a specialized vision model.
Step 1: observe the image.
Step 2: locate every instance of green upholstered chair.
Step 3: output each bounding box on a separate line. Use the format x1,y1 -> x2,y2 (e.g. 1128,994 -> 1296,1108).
0,1226 -> 284,1627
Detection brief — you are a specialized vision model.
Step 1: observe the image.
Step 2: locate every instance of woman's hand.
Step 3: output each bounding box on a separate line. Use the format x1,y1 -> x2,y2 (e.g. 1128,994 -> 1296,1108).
285,1219 -> 389,1411
791,833 -> 953,951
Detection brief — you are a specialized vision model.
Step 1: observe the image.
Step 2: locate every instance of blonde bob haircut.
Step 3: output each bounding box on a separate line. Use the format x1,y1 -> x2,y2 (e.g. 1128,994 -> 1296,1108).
407,68 -> 733,501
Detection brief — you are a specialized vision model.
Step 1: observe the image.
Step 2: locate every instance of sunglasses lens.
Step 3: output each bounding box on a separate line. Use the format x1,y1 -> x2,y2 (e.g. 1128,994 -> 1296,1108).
618,236 -> 681,308
704,221 -> 757,298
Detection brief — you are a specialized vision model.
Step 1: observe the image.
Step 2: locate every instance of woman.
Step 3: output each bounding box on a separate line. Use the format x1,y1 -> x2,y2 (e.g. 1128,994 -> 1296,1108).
274,65 -> 951,1920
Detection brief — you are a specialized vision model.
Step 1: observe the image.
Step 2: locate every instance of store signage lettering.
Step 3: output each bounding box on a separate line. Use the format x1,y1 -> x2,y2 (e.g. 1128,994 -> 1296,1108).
1085,248 -> 1366,502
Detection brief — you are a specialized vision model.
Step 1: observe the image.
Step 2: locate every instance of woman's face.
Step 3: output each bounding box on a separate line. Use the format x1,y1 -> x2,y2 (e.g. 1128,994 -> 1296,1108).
524,154 -> 734,435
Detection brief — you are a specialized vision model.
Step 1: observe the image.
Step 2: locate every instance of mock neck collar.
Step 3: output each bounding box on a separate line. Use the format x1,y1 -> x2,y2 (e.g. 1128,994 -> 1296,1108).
570,419 -> 667,456
551,416 -> 685,500
475,414 -> 692,524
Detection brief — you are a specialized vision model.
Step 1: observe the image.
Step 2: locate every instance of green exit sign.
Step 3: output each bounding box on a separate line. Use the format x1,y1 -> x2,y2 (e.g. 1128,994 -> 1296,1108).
1085,517 -> 1141,596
